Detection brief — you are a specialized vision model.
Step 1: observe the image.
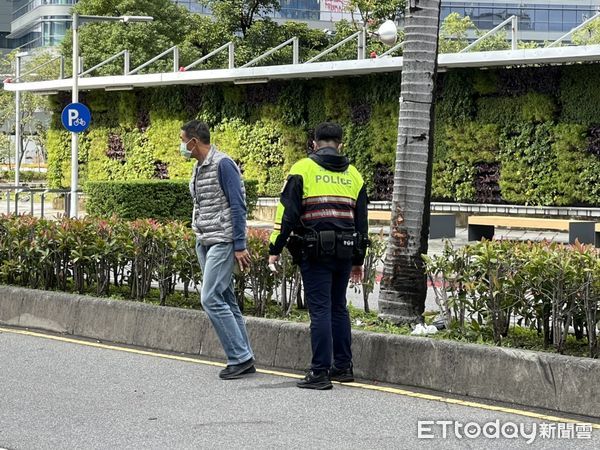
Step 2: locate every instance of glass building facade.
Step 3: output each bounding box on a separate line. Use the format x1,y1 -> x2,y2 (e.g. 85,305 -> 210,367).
6,1 -> 600,50
441,2 -> 600,33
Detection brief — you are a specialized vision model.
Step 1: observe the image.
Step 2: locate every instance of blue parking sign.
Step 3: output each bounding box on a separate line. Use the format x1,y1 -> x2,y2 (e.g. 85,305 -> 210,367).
61,103 -> 91,133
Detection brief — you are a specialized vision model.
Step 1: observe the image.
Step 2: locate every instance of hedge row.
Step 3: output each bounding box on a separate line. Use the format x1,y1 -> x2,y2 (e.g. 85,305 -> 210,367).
85,179 -> 258,221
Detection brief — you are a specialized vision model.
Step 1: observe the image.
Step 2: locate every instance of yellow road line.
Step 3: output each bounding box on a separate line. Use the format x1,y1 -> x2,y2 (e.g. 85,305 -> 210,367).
1,326 -> 599,428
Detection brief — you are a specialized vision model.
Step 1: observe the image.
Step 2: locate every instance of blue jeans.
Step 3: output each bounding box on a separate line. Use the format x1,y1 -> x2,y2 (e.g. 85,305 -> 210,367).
196,241 -> 254,366
300,257 -> 353,372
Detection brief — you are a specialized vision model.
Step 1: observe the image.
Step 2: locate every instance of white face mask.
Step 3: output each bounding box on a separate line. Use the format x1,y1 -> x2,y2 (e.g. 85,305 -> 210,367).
180,139 -> 193,159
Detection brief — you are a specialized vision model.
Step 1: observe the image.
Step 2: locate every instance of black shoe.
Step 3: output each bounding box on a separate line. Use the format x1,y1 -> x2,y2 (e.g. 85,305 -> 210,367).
219,358 -> 255,380
296,370 -> 333,390
330,365 -> 354,383
242,365 -> 256,375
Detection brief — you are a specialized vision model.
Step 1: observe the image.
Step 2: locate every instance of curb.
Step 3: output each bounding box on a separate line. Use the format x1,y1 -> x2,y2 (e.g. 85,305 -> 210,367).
1,285 -> 599,418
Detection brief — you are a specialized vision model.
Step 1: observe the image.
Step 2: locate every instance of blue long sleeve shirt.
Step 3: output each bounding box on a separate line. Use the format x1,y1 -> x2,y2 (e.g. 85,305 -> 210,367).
217,158 -> 247,251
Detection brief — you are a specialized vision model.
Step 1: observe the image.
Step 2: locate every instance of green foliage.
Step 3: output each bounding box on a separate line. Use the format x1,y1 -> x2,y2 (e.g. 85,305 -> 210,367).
521,93 -> 556,123
472,70 -> 498,95
0,50 -> 56,167
306,85 -> 326,127
551,124 -> 588,206
0,214 -> 200,304
436,70 -> 475,124
477,93 -> 555,127
347,0 -> 406,26
471,29 -> 510,52
203,0 -> 280,37
477,96 -> 521,126
145,116 -> 195,180
438,12 -> 514,54
560,64 -> 600,125
344,123 -> 376,194
438,13 -> 473,53
432,122 -> 499,202
369,102 -> 398,167
572,18 -> 600,45
431,159 -> 475,202
324,80 -> 351,124
0,170 -> 47,183
446,122 -> 500,164
423,240 -> 600,356
65,0 -> 198,76
46,129 -> 71,188
85,180 -> 192,222
499,123 -> 556,205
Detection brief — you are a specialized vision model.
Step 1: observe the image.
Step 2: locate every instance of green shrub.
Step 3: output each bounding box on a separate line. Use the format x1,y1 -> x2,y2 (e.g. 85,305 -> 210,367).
436,70 -> 476,124
552,124 -> 588,206
431,159 -> 476,202
46,129 -> 71,188
0,215 -> 200,304
476,96 -> 522,126
560,64 -> 600,125
444,122 -> 500,164
85,180 -> 192,222
472,70 -> 498,95
423,239 -> 600,357
0,171 -> 47,183
369,102 -> 399,167
499,123 -> 556,205
521,93 -> 556,123
86,178 -> 259,221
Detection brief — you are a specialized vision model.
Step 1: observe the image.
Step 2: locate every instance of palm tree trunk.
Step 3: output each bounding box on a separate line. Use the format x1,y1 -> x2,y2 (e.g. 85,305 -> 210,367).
378,0 -> 442,324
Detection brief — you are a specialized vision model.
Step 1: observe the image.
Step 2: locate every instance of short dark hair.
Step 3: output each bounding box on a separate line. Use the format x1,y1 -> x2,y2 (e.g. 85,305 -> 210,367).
314,122 -> 343,145
181,120 -> 210,144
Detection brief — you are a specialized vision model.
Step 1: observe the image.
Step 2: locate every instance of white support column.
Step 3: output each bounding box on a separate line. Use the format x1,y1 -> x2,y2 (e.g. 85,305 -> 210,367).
512,16 -> 518,51
70,12 -> 79,218
14,55 -> 22,187
358,29 -> 366,60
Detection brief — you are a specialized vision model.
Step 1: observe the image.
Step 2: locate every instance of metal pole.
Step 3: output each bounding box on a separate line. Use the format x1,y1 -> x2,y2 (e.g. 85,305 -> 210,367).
511,16 -> 518,50
358,29 -> 366,60
41,192 -> 46,218
124,50 -> 130,75
460,16 -> 516,53
15,56 -> 22,187
173,46 -> 179,72
70,12 -> 79,218
228,42 -> 235,69
292,37 -> 299,64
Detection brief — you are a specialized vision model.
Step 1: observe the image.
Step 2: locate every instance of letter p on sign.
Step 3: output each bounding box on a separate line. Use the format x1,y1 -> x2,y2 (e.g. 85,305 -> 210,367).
68,109 -> 79,127
61,102 -> 91,133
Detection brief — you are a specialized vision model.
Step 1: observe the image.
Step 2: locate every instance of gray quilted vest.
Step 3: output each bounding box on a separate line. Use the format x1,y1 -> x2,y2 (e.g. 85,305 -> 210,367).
189,145 -> 244,246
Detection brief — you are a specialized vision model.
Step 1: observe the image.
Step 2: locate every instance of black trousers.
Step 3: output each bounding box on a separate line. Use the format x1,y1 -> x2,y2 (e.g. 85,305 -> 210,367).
300,257 -> 353,372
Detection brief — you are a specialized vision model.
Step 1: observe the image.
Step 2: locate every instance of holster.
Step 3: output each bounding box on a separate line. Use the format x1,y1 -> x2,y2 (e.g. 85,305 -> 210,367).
286,234 -> 304,265
353,233 -> 371,261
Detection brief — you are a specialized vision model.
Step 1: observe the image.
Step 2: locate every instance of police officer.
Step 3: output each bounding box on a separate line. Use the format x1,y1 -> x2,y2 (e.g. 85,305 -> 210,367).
268,122 -> 369,390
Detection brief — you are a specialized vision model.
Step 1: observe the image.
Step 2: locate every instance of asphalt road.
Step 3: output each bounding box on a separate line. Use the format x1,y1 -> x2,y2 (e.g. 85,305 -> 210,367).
0,328 -> 598,450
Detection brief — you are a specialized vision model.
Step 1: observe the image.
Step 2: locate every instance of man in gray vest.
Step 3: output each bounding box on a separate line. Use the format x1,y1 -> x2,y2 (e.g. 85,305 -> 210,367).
180,120 -> 255,379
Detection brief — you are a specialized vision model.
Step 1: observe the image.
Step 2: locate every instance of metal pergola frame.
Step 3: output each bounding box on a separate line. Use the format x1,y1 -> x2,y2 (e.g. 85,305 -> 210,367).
6,14 -> 600,95
6,44 -> 600,94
